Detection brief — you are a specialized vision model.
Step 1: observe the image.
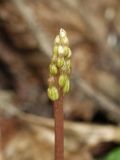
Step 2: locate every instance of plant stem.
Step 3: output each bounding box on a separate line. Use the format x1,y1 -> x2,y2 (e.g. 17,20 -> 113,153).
54,95 -> 64,160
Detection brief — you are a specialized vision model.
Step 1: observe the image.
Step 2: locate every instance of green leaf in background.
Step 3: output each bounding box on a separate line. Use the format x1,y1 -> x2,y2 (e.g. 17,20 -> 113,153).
100,147 -> 120,160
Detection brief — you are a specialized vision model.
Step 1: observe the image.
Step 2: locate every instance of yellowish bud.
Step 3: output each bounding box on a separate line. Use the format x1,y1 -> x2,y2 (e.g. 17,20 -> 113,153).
47,86 -> 59,101
49,64 -> 57,75
54,35 -> 60,44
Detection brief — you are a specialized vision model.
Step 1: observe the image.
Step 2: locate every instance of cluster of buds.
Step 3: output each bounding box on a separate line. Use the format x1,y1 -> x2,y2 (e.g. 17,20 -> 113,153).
47,28 -> 72,101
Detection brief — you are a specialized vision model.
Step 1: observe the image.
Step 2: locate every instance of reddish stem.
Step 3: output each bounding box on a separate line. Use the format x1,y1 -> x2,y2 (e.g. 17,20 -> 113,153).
54,95 -> 64,160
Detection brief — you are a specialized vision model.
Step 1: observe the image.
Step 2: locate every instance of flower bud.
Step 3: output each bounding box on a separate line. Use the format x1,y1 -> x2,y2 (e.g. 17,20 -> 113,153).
67,48 -> 72,58
66,60 -> 71,69
49,64 -> 57,75
66,67 -> 71,74
61,36 -> 69,46
64,46 -> 69,57
61,62 -> 70,73
54,35 -> 60,44
61,63 -> 67,73
47,86 -> 59,101
53,46 -> 58,55
58,74 -> 67,87
57,57 -> 64,68
63,79 -> 70,94
51,55 -> 57,63
58,45 -> 64,56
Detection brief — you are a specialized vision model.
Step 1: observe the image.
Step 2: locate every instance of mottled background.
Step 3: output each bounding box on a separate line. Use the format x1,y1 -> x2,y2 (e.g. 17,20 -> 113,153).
0,0 -> 120,160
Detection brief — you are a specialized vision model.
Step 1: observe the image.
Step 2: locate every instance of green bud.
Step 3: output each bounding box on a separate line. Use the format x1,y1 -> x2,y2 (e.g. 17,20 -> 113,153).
63,79 -> 70,94
58,74 -> 67,87
47,86 -> 59,101
57,57 -> 64,68
49,64 -> 57,75
53,46 -> 58,56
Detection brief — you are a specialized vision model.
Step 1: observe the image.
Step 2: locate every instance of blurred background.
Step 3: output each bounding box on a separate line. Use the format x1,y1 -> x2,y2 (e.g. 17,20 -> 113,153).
0,0 -> 120,159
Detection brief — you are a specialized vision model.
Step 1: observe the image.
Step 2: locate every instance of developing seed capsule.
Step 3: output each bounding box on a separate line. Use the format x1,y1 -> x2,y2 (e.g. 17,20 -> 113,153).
57,57 -> 64,68
63,79 -> 70,94
58,74 -> 67,87
47,86 -> 59,101
49,64 -> 57,75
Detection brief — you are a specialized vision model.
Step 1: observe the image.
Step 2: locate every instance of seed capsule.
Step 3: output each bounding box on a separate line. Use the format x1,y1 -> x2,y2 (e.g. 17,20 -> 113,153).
58,74 -> 67,87
49,64 -> 57,75
47,86 -> 59,101
63,79 -> 70,94
57,57 -> 64,68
